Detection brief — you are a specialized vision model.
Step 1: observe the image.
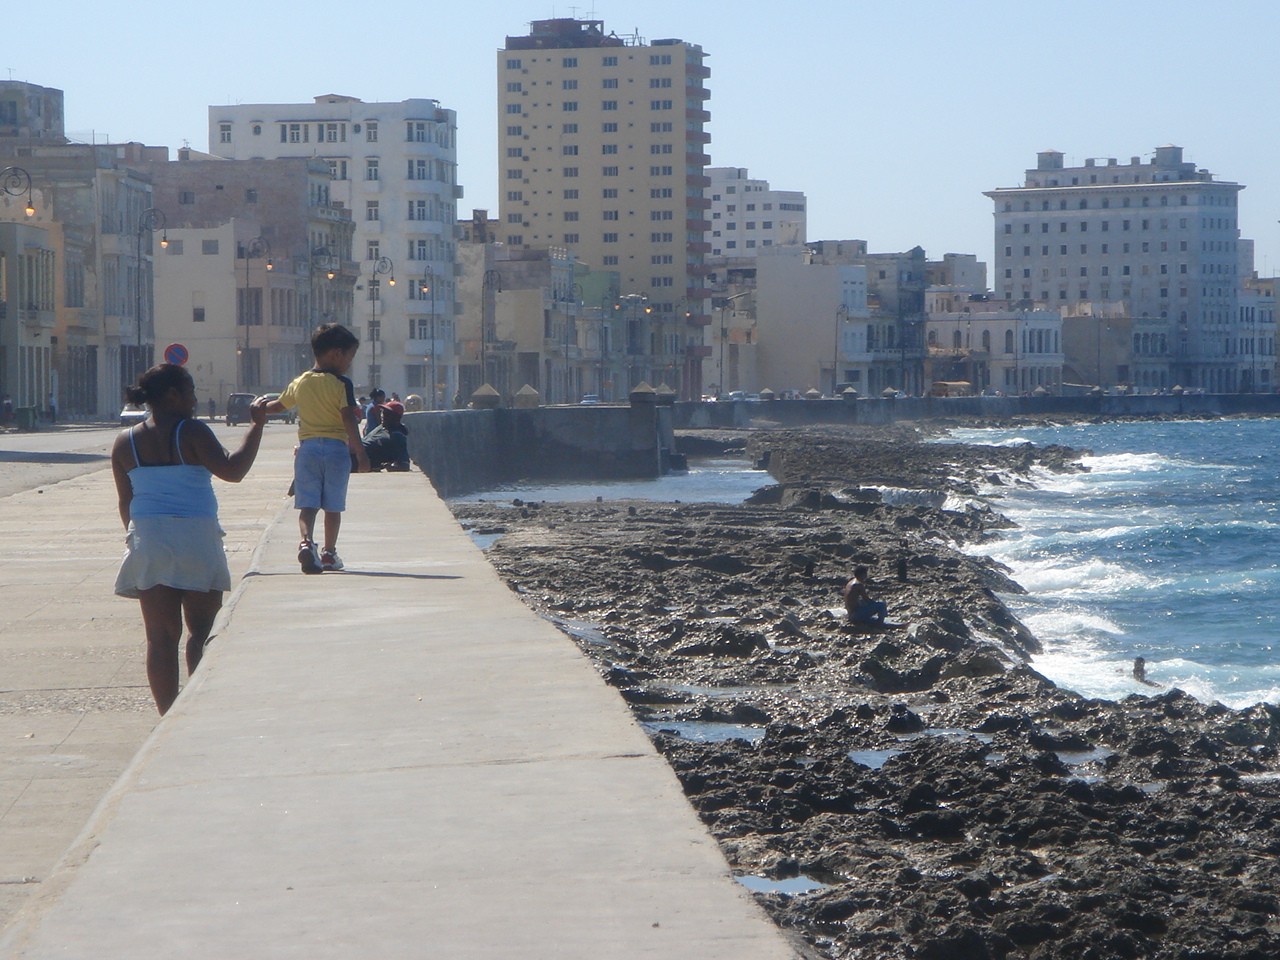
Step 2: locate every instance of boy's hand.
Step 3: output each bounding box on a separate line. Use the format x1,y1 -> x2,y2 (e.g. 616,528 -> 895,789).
248,397 -> 270,426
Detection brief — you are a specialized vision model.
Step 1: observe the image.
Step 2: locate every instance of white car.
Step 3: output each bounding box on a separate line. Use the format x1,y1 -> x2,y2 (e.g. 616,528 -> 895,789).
120,404 -> 148,426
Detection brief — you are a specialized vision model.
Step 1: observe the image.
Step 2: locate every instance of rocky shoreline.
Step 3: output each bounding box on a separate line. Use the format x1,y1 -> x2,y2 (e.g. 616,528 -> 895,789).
451,424 -> 1280,960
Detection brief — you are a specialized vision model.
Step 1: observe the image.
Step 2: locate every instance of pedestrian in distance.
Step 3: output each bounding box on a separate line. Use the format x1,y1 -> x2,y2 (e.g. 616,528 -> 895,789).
263,323 -> 371,575
112,363 -> 268,715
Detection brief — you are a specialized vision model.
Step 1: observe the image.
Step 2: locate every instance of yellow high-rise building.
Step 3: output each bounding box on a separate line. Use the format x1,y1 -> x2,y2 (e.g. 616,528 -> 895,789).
498,18 -> 712,399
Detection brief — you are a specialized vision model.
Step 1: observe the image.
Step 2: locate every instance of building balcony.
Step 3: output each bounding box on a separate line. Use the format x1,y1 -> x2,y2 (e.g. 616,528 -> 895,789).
685,108 -> 711,124
686,130 -> 711,144
685,174 -> 711,188
686,219 -> 710,233
685,286 -> 713,300
687,241 -> 711,255
685,62 -> 711,79
685,85 -> 711,101
406,337 -> 451,357
687,344 -> 713,358
685,152 -> 711,167
687,196 -> 711,210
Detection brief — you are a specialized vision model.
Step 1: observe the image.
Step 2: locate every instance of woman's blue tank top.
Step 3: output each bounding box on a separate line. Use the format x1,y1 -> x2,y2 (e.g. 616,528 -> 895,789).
126,420 -> 218,519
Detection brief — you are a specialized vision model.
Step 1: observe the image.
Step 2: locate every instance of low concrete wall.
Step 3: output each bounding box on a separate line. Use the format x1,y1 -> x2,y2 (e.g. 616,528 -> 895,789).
405,403 -> 674,498
673,393 -> 1280,429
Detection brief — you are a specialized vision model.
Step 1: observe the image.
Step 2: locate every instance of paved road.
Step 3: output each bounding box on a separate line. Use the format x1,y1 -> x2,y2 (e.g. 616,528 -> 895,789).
0,422 -> 297,928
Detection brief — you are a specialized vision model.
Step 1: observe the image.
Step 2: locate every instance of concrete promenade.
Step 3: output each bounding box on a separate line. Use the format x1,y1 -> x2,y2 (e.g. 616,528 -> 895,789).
0,428 -> 798,958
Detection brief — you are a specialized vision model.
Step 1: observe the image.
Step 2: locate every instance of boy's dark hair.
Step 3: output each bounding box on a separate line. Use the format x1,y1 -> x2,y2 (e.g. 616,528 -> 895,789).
125,363 -> 191,407
311,323 -> 359,358
853,565 -> 869,580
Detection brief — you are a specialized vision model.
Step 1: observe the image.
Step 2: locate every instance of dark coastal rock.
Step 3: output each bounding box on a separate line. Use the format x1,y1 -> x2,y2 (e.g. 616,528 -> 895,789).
450,425 -> 1280,960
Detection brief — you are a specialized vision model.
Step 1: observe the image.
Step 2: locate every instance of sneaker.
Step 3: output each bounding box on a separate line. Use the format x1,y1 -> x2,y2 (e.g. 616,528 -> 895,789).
320,549 -> 344,572
298,540 -> 321,575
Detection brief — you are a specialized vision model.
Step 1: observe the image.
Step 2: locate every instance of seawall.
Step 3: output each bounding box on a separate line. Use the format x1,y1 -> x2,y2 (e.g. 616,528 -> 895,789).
673,393 -> 1280,429
404,402 -> 677,498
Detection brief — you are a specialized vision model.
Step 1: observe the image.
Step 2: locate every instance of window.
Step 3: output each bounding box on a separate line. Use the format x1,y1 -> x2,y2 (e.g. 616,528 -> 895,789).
603,255 -> 618,265
649,165 -> 673,176
366,121 -> 378,142
366,159 -> 379,180
507,235 -> 523,245
649,77 -> 672,88
193,307 -> 205,322
563,166 -> 578,177
649,53 -> 672,64
602,188 -> 618,198
366,201 -> 380,221
602,100 -> 618,111
506,125 -> 522,135
564,211 -> 578,221
283,122 -> 308,143
563,233 -> 579,244
603,55 -> 617,66
562,56 -> 578,67
650,232 -> 673,242
506,147 -> 523,158
602,144 -> 617,154
562,79 -> 578,90
650,121 -> 673,132
563,189 -> 578,199
650,210 -> 673,220
409,199 -> 428,220
603,210 -> 619,220
562,144 -> 579,155
506,104 -> 523,115
179,190 -> 195,204
649,143 -> 672,154
602,122 -> 618,132
562,101 -> 578,111
244,188 -> 258,204
650,100 -> 673,110
650,187 -> 673,198
367,241 -> 380,260
219,123 -> 231,143
603,232 -> 618,243
602,166 -> 618,176
562,122 -> 578,134
506,81 -> 522,92
202,239 -> 219,255
506,58 -> 522,69
323,122 -> 345,143
407,121 -> 431,142
507,168 -> 523,179
603,78 -> 618,88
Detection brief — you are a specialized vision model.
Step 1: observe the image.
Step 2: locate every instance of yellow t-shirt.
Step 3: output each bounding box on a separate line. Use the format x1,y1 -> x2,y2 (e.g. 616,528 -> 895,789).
278,369 -> 356,441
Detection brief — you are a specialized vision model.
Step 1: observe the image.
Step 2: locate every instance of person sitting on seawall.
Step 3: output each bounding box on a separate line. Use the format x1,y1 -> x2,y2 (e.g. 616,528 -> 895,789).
362,388 -> 386,436
843,564 -> 888,625
112,363 -> 268,715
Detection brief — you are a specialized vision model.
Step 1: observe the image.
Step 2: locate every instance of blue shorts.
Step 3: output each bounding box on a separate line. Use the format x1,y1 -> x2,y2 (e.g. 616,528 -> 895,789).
294,438 -> 351,512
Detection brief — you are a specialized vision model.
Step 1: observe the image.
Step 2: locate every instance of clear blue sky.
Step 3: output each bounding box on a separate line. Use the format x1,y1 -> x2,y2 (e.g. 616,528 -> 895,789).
19,0 -> 1280,275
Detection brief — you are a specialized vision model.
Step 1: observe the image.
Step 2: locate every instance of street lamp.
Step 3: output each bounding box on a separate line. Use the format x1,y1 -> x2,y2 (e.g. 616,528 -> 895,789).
567,282 -> 583,403
240,236 -> 271,392
134,208 -> 167,383
615,294 -> 651,391
718,292 -> 750,398
0,166 -> 35,218
420,268 -> 437,409
369,256 -> 394,388
482,269 -> 502,390
833,304 -> 849,396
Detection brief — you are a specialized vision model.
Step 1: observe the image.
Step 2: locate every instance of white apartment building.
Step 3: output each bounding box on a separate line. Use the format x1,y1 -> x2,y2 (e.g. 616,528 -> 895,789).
925,299 -> 1064,395
707,167 -> 805,257
208,95 -> 460,401
498,18 -> 712,399
986,146 -> 1245,392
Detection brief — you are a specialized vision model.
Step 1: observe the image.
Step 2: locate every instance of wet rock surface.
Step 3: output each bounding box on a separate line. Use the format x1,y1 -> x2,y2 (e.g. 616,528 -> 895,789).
451,426 -> 1280,959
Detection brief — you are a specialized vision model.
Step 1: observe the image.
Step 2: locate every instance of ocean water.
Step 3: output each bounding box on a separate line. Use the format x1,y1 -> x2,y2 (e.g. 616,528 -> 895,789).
451,457 -> 771,505
945,419 -> 1280,708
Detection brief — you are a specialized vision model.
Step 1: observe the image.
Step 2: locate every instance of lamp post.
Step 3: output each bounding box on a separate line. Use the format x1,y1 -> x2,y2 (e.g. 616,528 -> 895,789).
369,256 -> 394,389
0,166 -> 36,218
717,292 -> 749,398
568,282 -> 583,403
420,268 -> 437,409
482,269 -> 502,391
833,304 -> 849,396
134,208 -> 167,384
615,293 -> 650,391
240,236 -> 271,393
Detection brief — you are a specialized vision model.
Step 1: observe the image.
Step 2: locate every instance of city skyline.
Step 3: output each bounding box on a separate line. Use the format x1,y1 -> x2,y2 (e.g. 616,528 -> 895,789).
14,0 -> 1280,274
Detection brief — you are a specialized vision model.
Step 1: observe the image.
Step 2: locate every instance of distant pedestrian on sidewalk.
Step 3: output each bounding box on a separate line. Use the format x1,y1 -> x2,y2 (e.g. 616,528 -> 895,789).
112,363 -> 267,715
263,323 -> 370,575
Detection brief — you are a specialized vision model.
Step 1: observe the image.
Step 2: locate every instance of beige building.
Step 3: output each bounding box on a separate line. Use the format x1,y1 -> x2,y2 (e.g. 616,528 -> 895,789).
147,153 -> 356,407
498,17 -> 712,399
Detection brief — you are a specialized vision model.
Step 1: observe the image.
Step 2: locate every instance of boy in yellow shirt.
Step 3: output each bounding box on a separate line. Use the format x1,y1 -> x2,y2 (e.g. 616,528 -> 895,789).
264,324 -> 371,573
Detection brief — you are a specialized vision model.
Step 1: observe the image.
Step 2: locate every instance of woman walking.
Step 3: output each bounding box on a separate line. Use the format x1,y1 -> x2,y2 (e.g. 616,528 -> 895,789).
112,364 -> 267,714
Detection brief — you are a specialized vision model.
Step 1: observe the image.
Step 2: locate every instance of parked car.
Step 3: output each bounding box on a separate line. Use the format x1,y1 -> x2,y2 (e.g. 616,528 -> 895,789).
120,404 -> 148,426
579,394 -> 601,405
261,393 -> 297,424
225,393 -> 257,426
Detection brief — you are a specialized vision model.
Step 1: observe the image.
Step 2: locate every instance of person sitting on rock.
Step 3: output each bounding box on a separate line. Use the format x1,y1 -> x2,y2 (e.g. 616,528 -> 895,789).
843,565 -> 888,624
